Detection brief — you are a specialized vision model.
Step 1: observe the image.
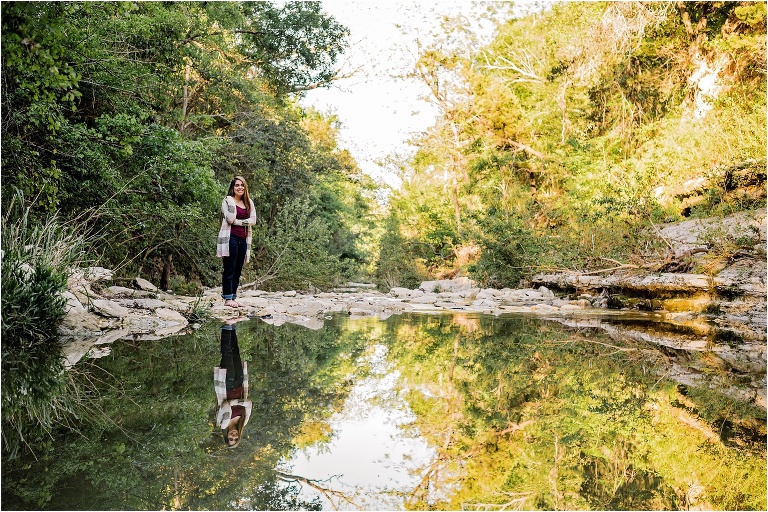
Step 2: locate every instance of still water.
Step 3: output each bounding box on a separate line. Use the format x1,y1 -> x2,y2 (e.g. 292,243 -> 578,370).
3,313 -> 766,510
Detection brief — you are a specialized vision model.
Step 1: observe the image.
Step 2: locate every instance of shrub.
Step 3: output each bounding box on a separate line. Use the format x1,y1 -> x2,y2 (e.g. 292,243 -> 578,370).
1,193 -> 92,458
252,196 -> 344,291
373,214 -> 429,290
471,213 -> 544,288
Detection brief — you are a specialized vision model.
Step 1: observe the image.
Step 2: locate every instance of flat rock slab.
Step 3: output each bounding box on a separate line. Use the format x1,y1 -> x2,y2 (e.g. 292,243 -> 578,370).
115,298 -> 171,310
91,299 -> 131,318
104,286 -> 156,298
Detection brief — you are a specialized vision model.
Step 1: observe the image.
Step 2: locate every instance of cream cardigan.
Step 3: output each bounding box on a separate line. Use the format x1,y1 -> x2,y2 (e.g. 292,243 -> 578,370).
216,196 -> 257,263
213,362 -> 252,429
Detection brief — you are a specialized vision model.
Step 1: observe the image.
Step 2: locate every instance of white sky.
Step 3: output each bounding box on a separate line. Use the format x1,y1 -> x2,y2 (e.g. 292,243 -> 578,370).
301,1 -> 503,189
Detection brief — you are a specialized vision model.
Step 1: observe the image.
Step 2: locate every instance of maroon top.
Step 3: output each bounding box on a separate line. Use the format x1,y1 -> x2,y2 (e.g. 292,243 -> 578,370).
230,205 -> 248,239
229,384 -> 245,419
227,385 -> 244,400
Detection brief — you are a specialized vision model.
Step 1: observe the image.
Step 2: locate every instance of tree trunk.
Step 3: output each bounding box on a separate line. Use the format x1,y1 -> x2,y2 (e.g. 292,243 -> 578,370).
160,253 -> 173,291
452,176 -> 461,233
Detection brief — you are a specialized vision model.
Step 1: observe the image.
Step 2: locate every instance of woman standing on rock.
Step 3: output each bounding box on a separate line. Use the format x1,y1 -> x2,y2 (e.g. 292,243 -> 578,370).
217,176 -> 257,308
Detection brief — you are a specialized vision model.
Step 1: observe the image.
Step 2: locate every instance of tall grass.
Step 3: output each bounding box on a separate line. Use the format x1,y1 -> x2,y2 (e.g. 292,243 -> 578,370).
1,192 -> 93,459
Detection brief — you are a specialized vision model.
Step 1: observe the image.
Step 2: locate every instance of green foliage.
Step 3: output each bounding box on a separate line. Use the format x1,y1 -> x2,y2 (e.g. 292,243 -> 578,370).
374,214 -> 429,290
471,213 -> 543,287
239,2 -> 350,94
381,1 -> 767,283
255,196 -> 344,291
0,194 -> 92,459
2,1 -> 373,292
1,318 -> 367,510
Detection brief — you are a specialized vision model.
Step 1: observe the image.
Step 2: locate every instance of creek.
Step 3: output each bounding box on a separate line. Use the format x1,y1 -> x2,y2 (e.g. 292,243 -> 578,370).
2,312 -> 766,510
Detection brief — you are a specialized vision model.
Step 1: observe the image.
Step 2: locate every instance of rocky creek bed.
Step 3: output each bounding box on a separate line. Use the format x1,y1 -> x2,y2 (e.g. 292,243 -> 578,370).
58,209 -> 767,409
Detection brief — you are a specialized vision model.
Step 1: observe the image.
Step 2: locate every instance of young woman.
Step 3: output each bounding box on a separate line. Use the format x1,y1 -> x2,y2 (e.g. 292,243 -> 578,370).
214,320 -> 252,448
217,176 -> 257,308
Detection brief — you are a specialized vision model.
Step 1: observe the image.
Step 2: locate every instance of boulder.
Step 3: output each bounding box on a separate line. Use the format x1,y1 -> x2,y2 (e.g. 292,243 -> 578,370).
61,290 -> 87,314
237,297 -> 271,309
154,308 -> 188,326
538,286 -> 555,299
286,302 -> 324,316
91,299 -> 131,318
409,294 -> 439,304
60,311 -> 116,332
84,267 -> 113,282
419,277 -> 476,293
475,288 -> 500,300
134,277 -> 158,292
390,287 -> 413,298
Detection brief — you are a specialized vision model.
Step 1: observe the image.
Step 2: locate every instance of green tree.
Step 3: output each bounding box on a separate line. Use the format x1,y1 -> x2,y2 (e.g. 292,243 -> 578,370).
2,1 -> 372,289
380,1 -> 766,286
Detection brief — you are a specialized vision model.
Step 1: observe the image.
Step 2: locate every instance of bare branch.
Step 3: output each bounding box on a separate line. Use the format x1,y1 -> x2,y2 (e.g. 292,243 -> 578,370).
275,471 -> 360,510
479,49 -> 544,83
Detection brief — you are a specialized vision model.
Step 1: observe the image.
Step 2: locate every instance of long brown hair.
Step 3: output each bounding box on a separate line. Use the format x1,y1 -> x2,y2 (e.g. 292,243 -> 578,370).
223,415 -> 245,448
227,175 -> 251,215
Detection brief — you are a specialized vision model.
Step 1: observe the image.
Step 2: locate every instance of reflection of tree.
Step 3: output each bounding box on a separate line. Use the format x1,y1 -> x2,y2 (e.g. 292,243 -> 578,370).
463,491 -> 534,511
276,471 -> 360,510
409,322 -> 463,507
1,319 -> 367,510
385,313 -> 766,511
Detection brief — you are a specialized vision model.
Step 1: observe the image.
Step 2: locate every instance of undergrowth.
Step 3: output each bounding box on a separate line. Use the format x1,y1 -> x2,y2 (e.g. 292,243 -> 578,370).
1,192 -> 94,459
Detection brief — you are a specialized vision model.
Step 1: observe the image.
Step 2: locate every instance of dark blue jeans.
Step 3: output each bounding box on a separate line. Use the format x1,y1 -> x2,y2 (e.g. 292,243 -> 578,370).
220,325 -> 243,391
222,235 -> 247,300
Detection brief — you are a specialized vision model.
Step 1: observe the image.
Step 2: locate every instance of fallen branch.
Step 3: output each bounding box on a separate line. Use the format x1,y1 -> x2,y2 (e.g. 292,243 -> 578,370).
502,138 -> 544,159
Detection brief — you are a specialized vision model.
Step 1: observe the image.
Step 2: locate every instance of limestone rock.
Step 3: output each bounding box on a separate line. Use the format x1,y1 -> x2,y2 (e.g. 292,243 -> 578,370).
84,267 -> 113,282
91,299 -> 131,318
419,277 -> 476,293
60,311 -> 116,332
154,308 -> 188,326
134,277 -> 159,292
104,286 -> 155,298
475,288 -> 500,300
116,298 -> 171,310
286,302 -> 324,316
530,303 -> 557,311
538,286 -> 555,299
237,297 -> 271,309
61,290 -> 86,314
409,294 -> 438,304
390,287 -> 414,298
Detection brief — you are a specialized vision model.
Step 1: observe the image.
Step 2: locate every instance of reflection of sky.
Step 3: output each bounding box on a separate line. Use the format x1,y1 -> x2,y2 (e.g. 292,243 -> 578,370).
280,344 -> 437,510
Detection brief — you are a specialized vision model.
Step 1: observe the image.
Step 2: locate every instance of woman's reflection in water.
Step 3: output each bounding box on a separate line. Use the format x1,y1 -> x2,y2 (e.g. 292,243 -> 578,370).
214,318 -> 252,448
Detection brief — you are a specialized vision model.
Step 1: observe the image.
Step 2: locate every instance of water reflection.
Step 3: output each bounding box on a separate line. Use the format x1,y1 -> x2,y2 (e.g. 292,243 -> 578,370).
214,318 -> 252,449
1,313 -> 764,511
281,343 -> 437,510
